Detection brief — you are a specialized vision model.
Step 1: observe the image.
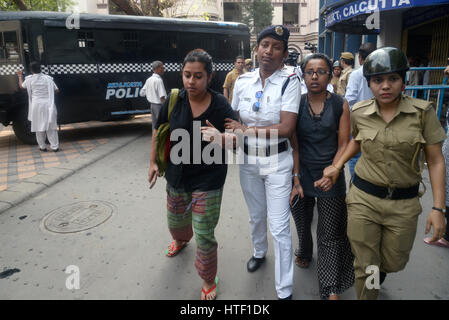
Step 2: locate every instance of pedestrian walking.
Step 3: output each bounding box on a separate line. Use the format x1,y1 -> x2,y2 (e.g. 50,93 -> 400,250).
290,53 -> 354,300
225,25 -> 301,300
405,56 -> 420,96
335,52 -> 354,96
17,62 -> 60,152
141,61 -> 167,126
299,54 -> 334,94
323,47 -> 447,300
345,42 -> 376,177
245,59 -> 254,72
223,55 -> 246,103
424,66 -> 449,248
330,60 -> 342,93
345,43 -> 375,107
148,49 -> 237,300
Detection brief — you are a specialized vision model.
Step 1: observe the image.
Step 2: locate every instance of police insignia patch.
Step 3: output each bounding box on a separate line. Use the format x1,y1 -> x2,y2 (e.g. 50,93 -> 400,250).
275,26 -> 283,36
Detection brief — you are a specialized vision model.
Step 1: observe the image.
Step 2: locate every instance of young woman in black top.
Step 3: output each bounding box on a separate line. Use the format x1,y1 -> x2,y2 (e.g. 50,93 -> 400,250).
148,49 -> 236,300
290,53 -> 354,300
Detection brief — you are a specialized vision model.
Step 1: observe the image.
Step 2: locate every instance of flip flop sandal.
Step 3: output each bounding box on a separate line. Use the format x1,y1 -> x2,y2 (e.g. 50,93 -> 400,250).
165,240 -> 188,257
295,256 -> 310,269
424,237 -> 449,248
201,277 -> 219,300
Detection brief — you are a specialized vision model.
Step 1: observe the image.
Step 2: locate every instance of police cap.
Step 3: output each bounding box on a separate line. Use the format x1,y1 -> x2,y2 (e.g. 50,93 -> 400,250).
341,52 -> 354,60
333,60 -> 342,69
363,47 -> 409,78
257,25 -> 290,49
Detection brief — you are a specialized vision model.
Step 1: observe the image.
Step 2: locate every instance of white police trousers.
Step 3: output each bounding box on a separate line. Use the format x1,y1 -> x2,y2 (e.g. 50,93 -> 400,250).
239,150 -> 294,299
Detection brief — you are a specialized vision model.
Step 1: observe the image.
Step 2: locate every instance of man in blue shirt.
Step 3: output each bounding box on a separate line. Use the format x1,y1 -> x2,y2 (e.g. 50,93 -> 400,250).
345,43 -> 376,177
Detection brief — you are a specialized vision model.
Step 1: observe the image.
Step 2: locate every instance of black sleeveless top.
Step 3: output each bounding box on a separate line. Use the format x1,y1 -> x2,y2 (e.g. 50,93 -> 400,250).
296,92 -> 346,197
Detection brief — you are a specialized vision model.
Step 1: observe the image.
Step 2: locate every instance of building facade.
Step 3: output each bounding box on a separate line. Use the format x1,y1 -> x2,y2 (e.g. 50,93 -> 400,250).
319,0 -> 449,77
223,0 -> 319,59
70,0 -> 110,14
166,0 -> 223,20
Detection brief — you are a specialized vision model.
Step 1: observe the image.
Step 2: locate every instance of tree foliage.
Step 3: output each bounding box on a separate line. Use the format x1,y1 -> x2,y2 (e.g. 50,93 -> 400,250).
0,0 -> 74,11
242,0 -> 274,36
109,0 -> 175,17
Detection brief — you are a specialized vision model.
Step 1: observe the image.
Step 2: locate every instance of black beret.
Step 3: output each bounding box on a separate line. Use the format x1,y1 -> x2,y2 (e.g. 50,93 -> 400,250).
257,25 -> 290,46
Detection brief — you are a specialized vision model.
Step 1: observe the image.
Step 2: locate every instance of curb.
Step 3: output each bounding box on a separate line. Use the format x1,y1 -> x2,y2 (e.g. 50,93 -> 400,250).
0,130 -> 148,215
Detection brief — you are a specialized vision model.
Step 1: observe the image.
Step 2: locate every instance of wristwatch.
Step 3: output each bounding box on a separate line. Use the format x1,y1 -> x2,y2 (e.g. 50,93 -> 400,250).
432,207 -> 446,214
293,173 -> 300,179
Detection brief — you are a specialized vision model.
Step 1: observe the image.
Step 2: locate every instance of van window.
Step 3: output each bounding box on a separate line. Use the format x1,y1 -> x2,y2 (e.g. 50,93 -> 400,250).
78,31 -> 95,48
0,31 -> 20,64
122,31 -> 139,48
140,31 -> 178,60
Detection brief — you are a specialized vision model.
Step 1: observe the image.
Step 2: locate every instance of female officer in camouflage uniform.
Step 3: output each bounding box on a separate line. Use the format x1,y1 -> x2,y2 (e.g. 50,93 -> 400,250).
323,47 -> 447,300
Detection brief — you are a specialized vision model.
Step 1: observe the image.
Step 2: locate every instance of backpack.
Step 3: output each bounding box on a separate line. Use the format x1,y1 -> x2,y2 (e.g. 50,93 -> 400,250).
155,88 -> 179,177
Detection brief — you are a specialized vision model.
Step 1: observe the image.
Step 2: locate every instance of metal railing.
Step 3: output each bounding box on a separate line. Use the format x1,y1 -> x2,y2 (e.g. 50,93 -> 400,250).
405,67 -> 449,120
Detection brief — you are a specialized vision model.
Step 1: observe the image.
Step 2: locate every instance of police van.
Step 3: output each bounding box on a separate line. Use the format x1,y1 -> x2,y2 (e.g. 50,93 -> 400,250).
0,11 -> 250,144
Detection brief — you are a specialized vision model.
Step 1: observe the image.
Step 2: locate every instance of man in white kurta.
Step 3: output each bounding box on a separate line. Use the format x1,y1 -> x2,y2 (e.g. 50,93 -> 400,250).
18,63 -> 59,151
140,61 -> 167,126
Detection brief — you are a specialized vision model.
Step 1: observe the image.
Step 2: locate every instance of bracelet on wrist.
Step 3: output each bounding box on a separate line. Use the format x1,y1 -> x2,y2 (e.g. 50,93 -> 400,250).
432,206 -> 446,214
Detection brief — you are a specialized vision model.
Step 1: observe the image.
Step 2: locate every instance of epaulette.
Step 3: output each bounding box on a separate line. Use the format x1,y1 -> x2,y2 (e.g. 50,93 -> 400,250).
406,95 -> 434,111
352,98 -> 375,111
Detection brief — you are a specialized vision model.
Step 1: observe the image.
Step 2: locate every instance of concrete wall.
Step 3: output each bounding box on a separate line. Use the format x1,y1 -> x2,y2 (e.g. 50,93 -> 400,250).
377,11 -> 403,48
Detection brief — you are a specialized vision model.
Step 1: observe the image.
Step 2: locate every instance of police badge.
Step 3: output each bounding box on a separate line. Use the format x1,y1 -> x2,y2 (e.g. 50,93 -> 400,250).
275,26 -> 283,36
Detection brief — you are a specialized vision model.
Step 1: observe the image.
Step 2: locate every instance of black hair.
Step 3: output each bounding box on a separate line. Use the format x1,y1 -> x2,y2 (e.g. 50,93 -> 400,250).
182,49 -> 213,76
341,58 -> 354,67
301,53 -> 333,81
30,61 -> 41,74
235,55 -> 244,61
358,43 -> 376,61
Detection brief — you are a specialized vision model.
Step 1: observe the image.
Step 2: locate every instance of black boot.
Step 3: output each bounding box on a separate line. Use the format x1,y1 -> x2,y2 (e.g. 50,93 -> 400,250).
247,256 -> 265,272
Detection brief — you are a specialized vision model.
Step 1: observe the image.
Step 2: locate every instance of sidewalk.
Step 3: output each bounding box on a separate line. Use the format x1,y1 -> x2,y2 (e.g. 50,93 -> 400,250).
0,117 -> 152,215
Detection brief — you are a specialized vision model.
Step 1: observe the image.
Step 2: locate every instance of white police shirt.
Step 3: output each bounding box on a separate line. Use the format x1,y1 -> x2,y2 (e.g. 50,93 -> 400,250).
140,73 -> 167,104
344,65 -> 373,108
231,68 -> 300,147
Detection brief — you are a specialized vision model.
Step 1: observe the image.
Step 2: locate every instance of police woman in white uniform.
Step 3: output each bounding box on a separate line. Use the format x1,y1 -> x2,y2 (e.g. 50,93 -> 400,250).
225,25 -> 300,300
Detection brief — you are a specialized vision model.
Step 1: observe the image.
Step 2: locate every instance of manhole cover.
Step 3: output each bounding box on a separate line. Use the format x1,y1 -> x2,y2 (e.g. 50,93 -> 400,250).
41,201 -> 115,234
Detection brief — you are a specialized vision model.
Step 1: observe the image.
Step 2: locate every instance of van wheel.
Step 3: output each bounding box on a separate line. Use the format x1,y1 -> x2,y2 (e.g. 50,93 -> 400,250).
12,110 -> 36,145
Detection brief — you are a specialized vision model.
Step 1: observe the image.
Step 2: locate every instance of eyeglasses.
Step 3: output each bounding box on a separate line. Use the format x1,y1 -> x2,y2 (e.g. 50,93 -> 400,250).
304,70 -> 331,77
252,90 -> 263,112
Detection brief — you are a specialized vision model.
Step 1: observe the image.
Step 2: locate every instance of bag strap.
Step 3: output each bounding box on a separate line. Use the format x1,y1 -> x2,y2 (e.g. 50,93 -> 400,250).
281,73 -> 298,96
167,88 -> 179,121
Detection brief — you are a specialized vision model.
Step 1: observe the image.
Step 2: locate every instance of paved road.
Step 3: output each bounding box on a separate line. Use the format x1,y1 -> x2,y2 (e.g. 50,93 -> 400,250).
0,117 -> 151,211
0,117 -> 152,192
0,130 -> 448,300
